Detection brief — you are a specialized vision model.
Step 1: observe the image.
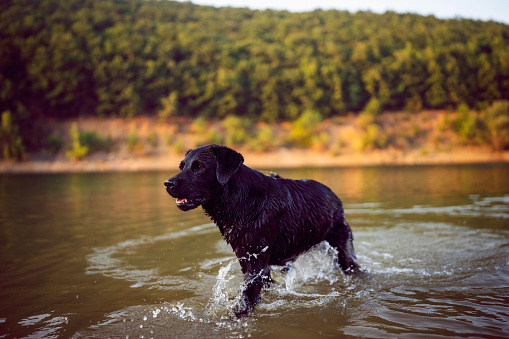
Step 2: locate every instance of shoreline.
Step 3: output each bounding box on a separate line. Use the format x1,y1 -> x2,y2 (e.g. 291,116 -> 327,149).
3,111 -> 508,174
1,148 -> 508,174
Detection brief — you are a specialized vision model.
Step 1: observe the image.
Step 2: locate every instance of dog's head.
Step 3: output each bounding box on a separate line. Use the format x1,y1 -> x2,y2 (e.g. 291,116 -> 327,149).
164,144 -> 244,211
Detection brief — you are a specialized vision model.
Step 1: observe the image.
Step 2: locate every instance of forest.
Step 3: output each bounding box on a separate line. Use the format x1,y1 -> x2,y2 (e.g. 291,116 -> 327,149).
1,0 -> 509,153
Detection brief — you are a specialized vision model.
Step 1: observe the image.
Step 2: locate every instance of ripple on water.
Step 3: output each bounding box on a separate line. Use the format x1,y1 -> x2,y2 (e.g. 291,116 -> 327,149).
80,219 -> 509,338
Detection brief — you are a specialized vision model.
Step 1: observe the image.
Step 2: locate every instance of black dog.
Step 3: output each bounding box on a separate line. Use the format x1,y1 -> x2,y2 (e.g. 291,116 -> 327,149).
164,144 -> 359,316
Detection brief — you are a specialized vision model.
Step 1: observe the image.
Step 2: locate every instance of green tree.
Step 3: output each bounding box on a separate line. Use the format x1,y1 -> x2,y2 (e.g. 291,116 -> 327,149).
424,50 -> 448,108
1,0 -> 509,133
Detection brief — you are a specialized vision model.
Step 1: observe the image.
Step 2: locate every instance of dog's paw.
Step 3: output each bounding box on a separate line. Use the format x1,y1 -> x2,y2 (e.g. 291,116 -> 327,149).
233,296 -> 259,318
233,303 -> 253,318
234,307 -> 251,318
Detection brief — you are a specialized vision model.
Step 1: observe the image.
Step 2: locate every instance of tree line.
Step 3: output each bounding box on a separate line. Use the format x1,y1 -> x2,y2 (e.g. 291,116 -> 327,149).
1,0 -> 509,150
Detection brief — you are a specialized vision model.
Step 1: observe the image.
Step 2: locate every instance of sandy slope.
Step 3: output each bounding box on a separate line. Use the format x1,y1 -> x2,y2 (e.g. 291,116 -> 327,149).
1,112 -> 508,173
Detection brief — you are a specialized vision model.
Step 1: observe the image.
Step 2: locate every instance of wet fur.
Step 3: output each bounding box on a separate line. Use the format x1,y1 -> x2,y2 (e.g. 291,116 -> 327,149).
164,145 -> 359,316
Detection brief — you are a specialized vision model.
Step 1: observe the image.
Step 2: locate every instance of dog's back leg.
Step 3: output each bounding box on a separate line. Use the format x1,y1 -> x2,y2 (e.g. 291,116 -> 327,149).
326,210 -> 360,273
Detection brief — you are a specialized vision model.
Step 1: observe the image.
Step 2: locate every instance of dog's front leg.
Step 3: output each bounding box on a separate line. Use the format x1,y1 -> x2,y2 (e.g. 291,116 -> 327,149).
234,252 -> 270,317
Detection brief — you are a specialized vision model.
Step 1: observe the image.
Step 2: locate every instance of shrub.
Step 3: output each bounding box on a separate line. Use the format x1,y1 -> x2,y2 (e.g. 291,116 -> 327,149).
190,117 -> 208,134
66,123 -> 88,160
126,126 -> 142,152
222,115 -> 252,146
171,139 -> 185,153
482,100 -> 509,151
354,123 -> 389,151
80,131 -> 113,153
0,110 -> 25,161
357,110 -> 377,130
147,131 -> 158,148
247,125 -> 277,152
364,97 -> 382,115
193,130 -> 224,148
453,107 -> 484,145
47,134 -> 62,154
287,109 -> 322,148
205,129 -> 223,145
158,91 -> 179,120
329,137 -> 346,155
311,132 -> 330,151
365,124 -> 388,149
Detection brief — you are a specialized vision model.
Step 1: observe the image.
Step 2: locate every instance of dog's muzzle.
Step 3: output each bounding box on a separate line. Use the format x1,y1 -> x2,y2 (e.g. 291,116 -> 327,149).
164,179 -> 202,211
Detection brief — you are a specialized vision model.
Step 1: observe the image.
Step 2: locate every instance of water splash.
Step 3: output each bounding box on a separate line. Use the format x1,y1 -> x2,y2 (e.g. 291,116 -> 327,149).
205,241 -> 348,319
206,260 -> 243,318
275,241 -> 341,291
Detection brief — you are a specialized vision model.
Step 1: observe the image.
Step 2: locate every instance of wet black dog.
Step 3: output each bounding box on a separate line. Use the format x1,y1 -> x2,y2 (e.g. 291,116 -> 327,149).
164,144 -> 359,316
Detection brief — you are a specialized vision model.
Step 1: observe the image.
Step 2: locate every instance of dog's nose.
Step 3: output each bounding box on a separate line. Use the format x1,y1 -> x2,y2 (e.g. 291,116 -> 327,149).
164,179 -> 176,188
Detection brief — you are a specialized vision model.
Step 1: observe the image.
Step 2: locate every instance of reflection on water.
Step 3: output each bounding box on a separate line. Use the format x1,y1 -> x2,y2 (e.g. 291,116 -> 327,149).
0,165 -> 508,338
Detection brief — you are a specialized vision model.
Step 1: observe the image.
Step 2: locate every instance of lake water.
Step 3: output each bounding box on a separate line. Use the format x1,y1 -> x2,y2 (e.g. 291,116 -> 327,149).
0,164 -> 508,338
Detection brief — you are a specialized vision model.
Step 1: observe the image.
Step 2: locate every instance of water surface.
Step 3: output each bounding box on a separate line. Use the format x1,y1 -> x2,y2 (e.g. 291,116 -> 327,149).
0,165 -> 508,338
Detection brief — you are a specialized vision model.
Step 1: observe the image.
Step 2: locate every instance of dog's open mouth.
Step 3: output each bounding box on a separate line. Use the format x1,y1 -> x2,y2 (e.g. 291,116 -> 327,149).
175,197 -> 202,211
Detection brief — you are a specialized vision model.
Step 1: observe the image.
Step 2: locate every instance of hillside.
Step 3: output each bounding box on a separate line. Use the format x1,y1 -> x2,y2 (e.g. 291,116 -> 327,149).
1,0 -> 509,155
1,110 -> 508,173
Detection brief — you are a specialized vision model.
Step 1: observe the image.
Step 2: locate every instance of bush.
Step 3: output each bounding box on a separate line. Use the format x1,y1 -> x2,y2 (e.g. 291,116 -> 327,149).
127,127 -> 142,152
147,131 -> 158,148
357,110 -> 377,130
311,132 -> 330,151
364,97 -> 382,115
453,107 -> 484,145
158,91 -> 179,120
80,131 -> 113,153
205,129 -> 223,145
362,123 -> 388,150
0,110 -> 25,161
165,136 -> 185,154
482,100 -> 509,151
47,134 -> 62,154
66,123 -> 88,160
247,125 -> 277,152
222,115 -> 252,146
287,109 -> 322,148
190,117 -> 208,134
352,123 -> 388,152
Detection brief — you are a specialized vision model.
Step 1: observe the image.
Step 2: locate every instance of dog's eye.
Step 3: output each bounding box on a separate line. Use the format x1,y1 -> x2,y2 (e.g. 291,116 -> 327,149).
191,161 -> 204,172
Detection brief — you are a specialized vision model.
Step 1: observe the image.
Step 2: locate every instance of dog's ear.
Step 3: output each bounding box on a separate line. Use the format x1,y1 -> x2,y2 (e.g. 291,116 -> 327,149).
210,145 -> 244,185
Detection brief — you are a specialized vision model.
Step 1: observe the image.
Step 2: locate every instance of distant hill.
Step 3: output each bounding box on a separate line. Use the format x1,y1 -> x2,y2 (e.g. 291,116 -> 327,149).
1,0 -> 508,150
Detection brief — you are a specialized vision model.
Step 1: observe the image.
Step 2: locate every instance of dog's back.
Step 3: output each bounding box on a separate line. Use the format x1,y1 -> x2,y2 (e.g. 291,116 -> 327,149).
221,168 -> 350,267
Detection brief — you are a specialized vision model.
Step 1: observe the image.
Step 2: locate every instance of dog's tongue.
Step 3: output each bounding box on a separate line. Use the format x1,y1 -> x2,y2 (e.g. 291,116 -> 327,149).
176,198 -> 187,205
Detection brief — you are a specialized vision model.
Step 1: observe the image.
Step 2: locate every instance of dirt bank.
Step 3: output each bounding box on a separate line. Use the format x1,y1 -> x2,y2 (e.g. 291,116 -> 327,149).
1,147 -> 508,174
1,112 -> 508,173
